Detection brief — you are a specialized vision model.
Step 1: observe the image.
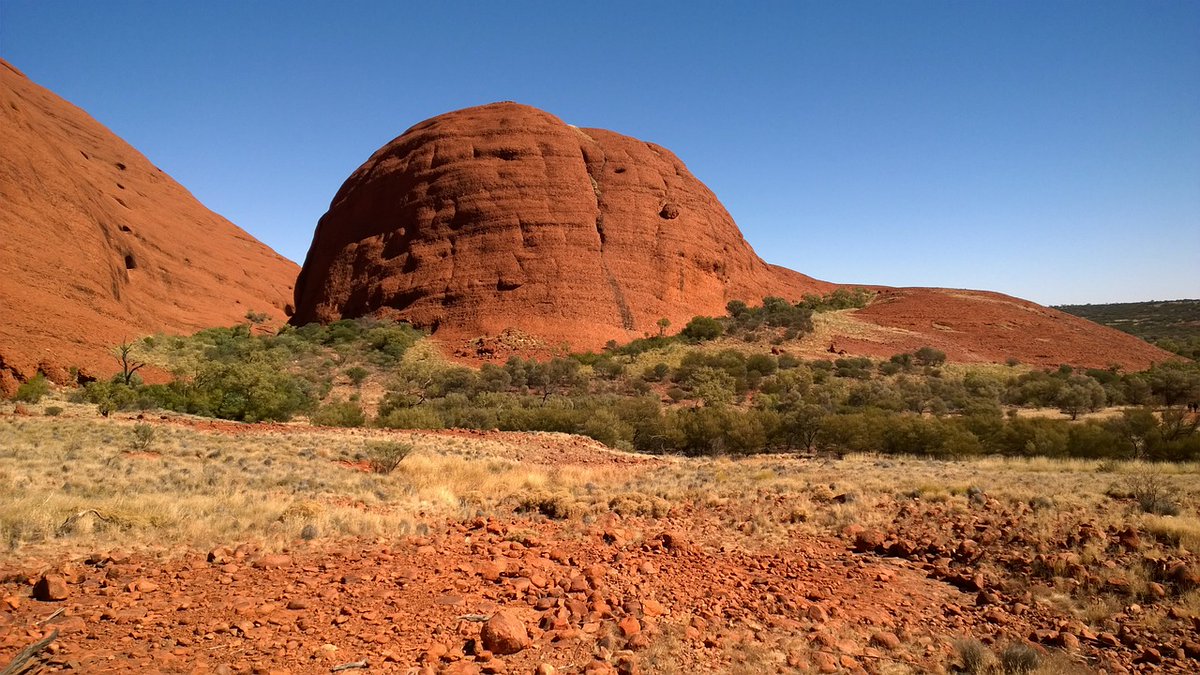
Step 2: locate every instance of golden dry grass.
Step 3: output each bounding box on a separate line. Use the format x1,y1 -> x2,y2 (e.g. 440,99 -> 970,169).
0,405 -> 638,555
2,402 -> 1197,566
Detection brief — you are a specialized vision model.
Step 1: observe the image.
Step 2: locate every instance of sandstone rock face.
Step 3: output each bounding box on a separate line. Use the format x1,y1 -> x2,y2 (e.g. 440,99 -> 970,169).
0,60 -> 298,393
292,102 -> 832,349
294,101 -> 1175,370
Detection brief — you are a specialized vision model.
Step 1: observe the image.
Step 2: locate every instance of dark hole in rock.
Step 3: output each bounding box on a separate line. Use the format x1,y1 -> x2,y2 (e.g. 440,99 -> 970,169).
115,162 -> 127,171
80,151 -> 90,160
114,197 -> 128,208
124,254 -> 136,270
284,303 -> 295,317
659,203 -> 680,220
119,225 -> 132,233
116,183 -> 125,190
614,167 -> 626,174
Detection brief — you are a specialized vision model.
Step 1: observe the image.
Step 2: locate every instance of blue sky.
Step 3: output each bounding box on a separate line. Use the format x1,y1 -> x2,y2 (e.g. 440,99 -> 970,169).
2,0 -> 1196,305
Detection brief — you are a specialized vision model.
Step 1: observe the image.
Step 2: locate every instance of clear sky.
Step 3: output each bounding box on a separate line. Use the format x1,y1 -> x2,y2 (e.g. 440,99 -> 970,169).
2,0 -> 1197,305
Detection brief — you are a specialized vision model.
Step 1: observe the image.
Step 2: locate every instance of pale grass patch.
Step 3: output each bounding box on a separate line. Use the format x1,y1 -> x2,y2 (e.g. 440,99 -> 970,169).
1142,514 -> 1200,551
0,415 -> 628,555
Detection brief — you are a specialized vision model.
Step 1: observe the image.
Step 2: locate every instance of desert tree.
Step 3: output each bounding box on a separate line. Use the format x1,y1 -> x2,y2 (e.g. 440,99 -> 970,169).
113,338 -> 145,386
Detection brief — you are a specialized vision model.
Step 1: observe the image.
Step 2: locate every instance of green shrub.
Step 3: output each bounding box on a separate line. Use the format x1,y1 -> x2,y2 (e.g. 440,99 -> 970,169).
311,400 -> 366,427
681,316 -> 723,342
578,408 -> 634,447
914,346 -> 947,367
345,366 -> 369,387
81,380 -> 141,414
187,358 -> 315,422
13,374 -> 50,403
366,441 -> 413,474
834,357 -> 873,379
43,406 -> 63,417
130,423 -> 156,451
375,406 -> 444,429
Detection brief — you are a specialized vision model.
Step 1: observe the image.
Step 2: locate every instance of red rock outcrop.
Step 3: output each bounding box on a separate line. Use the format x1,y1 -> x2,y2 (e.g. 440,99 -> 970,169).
0,59 -> 298,393
294,102 -> 1174,370
292,102 -> 832,348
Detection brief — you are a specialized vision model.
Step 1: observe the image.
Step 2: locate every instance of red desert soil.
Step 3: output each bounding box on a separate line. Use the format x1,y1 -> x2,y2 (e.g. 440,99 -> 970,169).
3,487 -> 1197,673
2,417 -> 1198,673
0,59 -> 299,395
0,520 -> 973,675
290,102 -> 1173,372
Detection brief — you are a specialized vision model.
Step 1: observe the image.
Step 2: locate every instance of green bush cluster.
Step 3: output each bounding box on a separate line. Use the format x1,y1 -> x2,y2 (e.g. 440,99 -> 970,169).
13,373 -> 51,403
798,287 -> 875,312
78,309 -> 1200,462
80,358 -> 316,423
310,399 -> 366,427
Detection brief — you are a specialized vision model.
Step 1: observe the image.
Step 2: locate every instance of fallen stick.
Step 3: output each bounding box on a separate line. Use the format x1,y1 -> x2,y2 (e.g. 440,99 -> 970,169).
54,509 -> 113,537
330,661 -> 368,672
35,608 -> 64,625
0,629 -> 60,675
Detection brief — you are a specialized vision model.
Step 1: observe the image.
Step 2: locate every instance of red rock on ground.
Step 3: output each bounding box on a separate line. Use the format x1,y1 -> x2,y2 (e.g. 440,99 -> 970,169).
481,609 -> 530,655
0,59 -> 298,394
32,574 -> 69,602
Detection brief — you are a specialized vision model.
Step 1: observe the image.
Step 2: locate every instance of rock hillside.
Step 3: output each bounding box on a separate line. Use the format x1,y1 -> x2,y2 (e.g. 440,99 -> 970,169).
0,59 -> 298,393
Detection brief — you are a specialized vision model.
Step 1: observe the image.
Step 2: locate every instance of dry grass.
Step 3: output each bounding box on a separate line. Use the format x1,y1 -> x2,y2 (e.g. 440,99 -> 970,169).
0,407 -> 633,555
2,404 -> 1197,568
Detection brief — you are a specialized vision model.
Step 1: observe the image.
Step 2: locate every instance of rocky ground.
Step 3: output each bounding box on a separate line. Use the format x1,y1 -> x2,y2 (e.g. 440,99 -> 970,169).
2,413 -> 1199,674
3,512 -> 1197,674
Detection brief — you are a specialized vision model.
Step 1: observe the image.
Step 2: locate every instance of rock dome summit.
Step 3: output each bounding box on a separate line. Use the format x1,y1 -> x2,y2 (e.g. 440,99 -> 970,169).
293,102 -> 1170,370
0,59 -> 298,393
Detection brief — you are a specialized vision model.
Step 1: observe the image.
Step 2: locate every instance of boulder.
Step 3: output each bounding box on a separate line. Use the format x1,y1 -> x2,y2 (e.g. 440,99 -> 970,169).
481,609 -> 530,655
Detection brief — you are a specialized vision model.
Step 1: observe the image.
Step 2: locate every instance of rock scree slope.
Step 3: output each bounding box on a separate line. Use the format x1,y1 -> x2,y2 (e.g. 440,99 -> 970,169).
291,101 -> 1171,371
0,59 -> 299,394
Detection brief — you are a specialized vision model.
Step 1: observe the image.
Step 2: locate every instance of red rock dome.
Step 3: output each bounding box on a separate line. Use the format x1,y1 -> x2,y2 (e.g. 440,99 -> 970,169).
293,102 -> 1174,370
292,102 -> 831,348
